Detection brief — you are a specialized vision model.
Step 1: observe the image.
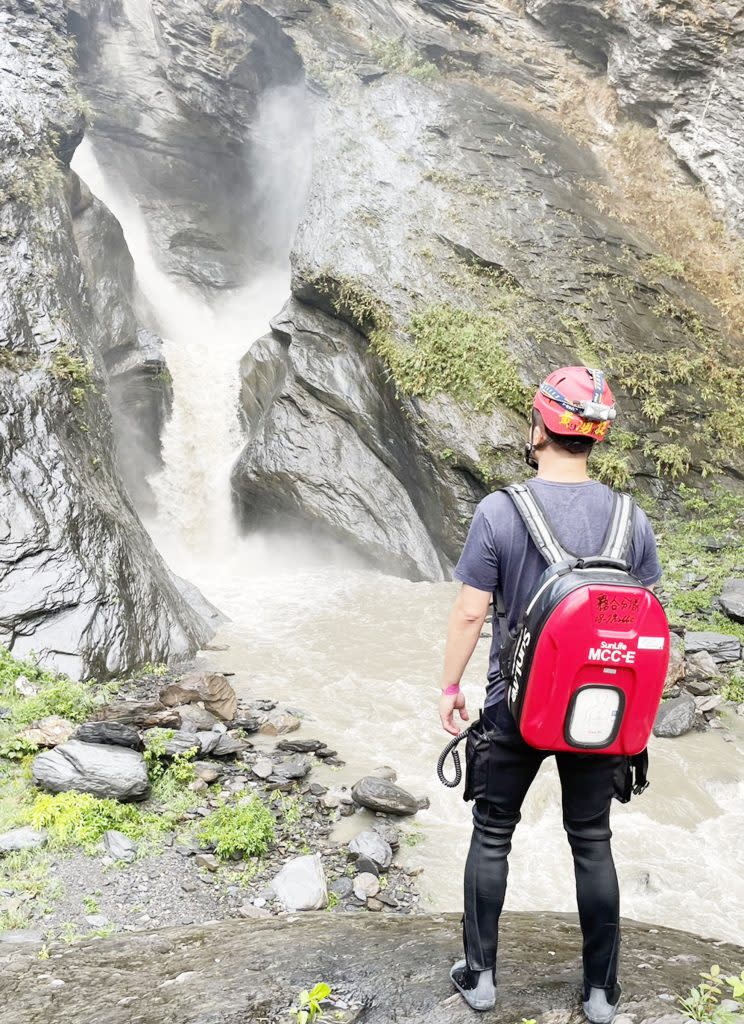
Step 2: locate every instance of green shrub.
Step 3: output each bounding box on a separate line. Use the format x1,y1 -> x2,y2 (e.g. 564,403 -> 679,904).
589,447 -> 633,490
0,735 -> 40,761
12,677 -> 95,725
197,797 -> 276,859
722,672 -> 744,704
679,964 -> 744,1022
371,37 -> 438,81
373,304 -> 531,415
50,347 -> 96,390
26,791 -> 159,851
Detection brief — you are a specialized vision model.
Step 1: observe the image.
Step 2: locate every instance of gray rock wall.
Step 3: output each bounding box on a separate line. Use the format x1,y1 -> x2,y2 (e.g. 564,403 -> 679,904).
0,0 -> 210,677
526,0 -> 744,235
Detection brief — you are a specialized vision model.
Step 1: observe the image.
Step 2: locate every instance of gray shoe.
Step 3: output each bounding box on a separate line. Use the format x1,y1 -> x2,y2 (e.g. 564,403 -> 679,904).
583,986 -> 619,1024
449,958 -> 496,1011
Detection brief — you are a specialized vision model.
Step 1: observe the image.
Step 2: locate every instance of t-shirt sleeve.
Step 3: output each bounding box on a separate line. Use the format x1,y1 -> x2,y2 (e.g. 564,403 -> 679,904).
631,506 -> 662,586
454,503 -> 499,593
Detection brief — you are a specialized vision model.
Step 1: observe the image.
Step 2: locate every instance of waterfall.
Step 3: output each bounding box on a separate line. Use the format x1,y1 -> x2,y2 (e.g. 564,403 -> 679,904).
71,83 -> 313,582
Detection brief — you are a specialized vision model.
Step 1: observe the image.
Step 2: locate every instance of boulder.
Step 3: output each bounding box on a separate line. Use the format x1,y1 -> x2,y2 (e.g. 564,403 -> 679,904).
74,721 -> 143,750
103,830 -> 138,863
19,716 -> 74,748
159,673 -> 237,722
259,712 -> 301,736
348,829 -> 393,871
0,827 -> 47,855
351,776 -> 425,816
684,632 -> 742,664
271,853 -> 328,911
93,701 -> 180,729
653,696 -> 696,739
719,579 -> 744,624
31,740 -> 149,801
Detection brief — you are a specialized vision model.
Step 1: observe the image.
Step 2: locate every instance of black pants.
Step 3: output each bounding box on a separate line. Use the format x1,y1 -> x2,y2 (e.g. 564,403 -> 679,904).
462,698 -> 623,998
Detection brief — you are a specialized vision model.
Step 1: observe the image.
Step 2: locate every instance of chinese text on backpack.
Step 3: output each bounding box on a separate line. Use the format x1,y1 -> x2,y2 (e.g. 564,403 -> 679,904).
498,485 -> 670,755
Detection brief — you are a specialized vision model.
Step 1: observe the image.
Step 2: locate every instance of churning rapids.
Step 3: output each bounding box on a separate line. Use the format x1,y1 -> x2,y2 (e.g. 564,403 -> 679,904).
72,104 -> 744,950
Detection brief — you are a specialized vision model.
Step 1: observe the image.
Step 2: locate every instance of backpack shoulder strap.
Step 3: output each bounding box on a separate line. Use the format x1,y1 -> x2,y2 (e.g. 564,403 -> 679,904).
599,491 -> 636,563
502,483 -> 571,566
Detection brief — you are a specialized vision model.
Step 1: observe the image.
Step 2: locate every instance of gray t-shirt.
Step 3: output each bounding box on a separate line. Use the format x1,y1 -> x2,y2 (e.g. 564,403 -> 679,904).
454,479 -> 663,708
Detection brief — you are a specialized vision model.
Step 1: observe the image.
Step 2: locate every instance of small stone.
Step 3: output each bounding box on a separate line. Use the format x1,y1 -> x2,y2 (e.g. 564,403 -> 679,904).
348,829 -> 393,870
684,677 -> 713,697
353,872 -> 379,900
259,712 -> 301,736
372,822 -> 400,849
20,716 -> 74,748
195,853 -> 219,872
354,857 -> 380,877
173,704 -> 219,731
719,578 -> 744,623
0,827 -> 47,855
192,761 -> 222,784
180,880 -> 198,892
686,650 -> 720,683
695,694 -> 724,714
238,903 -> 271,919
276,738 -> 325,753
15,675 -> 39,698
103,830 -> 138,863
0,929 -> 44,944
663,638 -> 685,695
189,779 -> 208,793
314,748 -> 338,759
366,897 -> 384,911
329,877 -> 353,898
309,783 -> 328,796
370,765 -> 397,781
252,757 -> 274,779
273,754 -> 311,780
85,914 -> 109,928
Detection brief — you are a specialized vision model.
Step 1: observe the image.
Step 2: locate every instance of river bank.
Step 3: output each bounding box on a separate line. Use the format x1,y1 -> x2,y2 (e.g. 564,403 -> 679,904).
0,654 -> 430,946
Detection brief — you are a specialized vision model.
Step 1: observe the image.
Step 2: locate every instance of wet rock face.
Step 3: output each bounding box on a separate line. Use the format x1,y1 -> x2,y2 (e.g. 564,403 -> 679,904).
526,0 -> 744,234
70,0 -> 304,286
0,911 -> 741,1023
232,299 -> 448,578
0,0 -> 211,678
69,173 -> 171,513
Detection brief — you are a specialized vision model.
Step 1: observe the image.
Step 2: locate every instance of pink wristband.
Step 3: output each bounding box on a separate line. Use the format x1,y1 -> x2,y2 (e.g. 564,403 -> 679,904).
442,683 -> 461,695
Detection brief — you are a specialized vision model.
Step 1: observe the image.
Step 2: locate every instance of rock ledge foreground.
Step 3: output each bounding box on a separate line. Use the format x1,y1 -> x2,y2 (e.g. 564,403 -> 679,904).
0,911 -> 741,1024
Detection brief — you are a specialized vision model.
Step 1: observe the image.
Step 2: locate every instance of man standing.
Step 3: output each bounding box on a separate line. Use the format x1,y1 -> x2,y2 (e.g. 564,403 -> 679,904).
439,367 -> 662,1020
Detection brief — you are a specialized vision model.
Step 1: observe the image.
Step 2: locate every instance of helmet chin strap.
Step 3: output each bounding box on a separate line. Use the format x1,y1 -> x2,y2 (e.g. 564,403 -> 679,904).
524,427 -> 549,470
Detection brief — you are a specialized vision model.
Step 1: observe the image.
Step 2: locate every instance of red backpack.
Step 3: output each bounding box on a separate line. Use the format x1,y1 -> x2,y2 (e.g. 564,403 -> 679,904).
497,484 -> 670,755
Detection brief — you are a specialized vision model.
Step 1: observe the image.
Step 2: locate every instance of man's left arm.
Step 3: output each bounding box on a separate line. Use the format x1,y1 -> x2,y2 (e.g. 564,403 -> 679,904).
439,584 -> 492,735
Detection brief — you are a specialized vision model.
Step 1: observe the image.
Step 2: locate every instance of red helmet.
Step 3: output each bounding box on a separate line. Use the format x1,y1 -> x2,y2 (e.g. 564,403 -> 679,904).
532,366 -> 616,443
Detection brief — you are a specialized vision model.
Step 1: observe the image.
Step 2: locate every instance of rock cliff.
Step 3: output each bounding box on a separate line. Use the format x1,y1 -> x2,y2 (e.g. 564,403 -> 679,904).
0,0 -> 211,677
